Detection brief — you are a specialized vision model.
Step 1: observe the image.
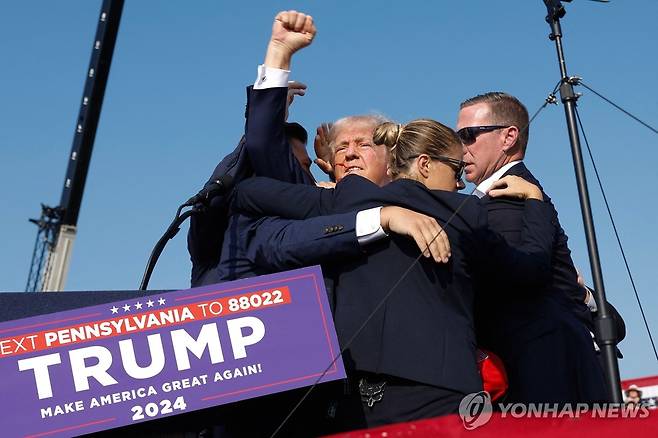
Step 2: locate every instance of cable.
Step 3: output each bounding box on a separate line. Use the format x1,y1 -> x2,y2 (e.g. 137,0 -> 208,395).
270,195 -> 473,438
269,94 -> 556,437
579,82 -> 658,135
574,107 -> 658,364
139,204 -> 196,291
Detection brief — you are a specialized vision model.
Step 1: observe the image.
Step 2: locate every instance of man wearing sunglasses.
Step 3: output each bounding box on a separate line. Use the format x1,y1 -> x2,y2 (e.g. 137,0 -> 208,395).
456,92 -> 607,404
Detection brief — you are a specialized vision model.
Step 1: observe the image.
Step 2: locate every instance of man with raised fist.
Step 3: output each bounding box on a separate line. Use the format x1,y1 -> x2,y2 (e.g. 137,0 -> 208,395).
246,10 -> 317,183
189,11 -> 318,288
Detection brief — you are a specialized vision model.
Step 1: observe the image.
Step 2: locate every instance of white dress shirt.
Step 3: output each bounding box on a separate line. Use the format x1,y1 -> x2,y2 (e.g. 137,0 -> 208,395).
473,160 -> 523,199
254,65 -> 289,89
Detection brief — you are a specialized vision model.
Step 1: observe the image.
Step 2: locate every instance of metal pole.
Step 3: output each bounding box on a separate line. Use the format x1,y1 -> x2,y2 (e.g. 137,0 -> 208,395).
41,0 -> 124,291
543,0 -> 622,403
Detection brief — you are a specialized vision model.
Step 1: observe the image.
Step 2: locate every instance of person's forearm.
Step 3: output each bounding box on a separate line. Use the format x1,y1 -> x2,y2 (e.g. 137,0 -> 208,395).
235,177 -> 328,218
264,41 -> 292,70
246,213 -> 361,271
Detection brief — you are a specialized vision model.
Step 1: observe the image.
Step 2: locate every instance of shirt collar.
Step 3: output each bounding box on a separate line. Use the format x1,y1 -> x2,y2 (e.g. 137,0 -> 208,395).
473,161 -> 523,198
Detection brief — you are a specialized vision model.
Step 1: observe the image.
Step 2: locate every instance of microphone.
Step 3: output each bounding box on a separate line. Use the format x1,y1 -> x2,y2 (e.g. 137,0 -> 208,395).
184,175 -> 234,206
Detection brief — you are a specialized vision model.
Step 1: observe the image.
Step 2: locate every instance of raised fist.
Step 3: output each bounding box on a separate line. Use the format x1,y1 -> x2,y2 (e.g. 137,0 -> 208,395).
270,10 -> 316,55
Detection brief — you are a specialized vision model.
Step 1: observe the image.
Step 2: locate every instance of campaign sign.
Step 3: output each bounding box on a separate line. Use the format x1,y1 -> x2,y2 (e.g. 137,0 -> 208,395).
0,266 -> 344,437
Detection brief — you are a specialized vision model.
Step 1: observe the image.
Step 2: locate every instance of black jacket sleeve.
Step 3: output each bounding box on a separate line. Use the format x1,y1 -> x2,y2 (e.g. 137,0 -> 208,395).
477,199 -> 557,288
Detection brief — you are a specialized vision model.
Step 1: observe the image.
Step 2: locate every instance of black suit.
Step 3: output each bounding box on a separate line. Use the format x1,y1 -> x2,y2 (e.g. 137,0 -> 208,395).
234,175 -> 557,426
476,162 -> 607,403
188,86 -> 315,287
187,86 -> 336,437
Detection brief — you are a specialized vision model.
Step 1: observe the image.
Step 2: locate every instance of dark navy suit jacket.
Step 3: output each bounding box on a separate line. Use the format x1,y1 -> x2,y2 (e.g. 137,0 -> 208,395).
481,163 -> 591,323
234,175 -> 557,394
475,162 -> 607,403
187,86 -> 317,286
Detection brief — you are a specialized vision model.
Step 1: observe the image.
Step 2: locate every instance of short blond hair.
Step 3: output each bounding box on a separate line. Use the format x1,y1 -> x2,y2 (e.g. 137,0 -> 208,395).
460,92 -> 529,152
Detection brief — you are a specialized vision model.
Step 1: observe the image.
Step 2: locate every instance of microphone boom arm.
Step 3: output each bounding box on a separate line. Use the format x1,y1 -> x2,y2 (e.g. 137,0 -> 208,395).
139,207 -> 198,291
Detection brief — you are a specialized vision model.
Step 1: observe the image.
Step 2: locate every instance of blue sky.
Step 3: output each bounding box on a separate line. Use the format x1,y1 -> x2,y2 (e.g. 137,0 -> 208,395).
1,1 -> 657,380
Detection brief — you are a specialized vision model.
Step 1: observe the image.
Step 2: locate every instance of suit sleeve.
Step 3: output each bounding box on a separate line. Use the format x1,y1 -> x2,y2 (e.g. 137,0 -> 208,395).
188,136 -> 250,275
235,174 -> 390,220
478,199 -> 557,287
492,166 -> 591,311
242,212 -> 362,271
234,176 -> 331,219
243,86 -> 305,183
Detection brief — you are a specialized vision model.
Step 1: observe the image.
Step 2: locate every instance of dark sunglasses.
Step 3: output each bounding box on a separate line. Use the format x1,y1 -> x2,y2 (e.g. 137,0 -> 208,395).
456,125 -> 509,145
411,154 -> 465,181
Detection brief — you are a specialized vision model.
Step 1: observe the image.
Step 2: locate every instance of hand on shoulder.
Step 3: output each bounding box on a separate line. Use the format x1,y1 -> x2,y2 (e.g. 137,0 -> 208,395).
488,175 -> 543,201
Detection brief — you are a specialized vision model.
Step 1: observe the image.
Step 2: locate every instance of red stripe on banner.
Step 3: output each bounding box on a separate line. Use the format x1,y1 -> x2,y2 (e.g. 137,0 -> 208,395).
24,417 -> 116,438
175,273 -> 315,302
622,375 -> 658,389
311,274 -> 338,374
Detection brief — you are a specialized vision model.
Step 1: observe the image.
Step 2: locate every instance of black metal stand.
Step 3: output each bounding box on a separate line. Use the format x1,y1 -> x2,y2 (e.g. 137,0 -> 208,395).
59,0 -> 124,227
139,206 -> 198,291
27,0 -> 125,291
543,0 -> 622,403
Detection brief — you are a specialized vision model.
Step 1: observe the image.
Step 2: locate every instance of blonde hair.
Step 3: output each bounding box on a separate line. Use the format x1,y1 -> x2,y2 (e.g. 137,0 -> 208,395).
373,119 -> 461,179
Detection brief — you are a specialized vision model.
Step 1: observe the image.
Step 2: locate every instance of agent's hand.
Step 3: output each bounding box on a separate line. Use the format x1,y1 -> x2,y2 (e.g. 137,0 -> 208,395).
285,81 -> 307,120
265,11 -> 316,69
314,122 -> 334,178
380,206 -> 451,263
287,81 -> 307,106
575,267 -> 591,303
488,175 -> 543,201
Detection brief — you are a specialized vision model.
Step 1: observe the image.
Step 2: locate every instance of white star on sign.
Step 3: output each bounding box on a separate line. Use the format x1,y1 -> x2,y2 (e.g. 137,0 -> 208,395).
158,297 -> 166,306
146,299 -> 154,308
134,302 -> 143,310
122,304 -> 131,312
110,306 -> 119,314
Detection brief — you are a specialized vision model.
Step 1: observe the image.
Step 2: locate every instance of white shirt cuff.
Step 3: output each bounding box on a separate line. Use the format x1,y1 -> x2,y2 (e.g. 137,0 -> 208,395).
356,207 -> 388,246
585,287 -> 598,312
254,64 -> 290,89
591,331 -> 600,352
